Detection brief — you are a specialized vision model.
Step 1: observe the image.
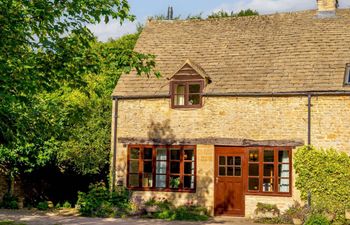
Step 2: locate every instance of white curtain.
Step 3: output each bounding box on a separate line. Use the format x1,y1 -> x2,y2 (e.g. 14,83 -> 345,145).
279,151 -> 290,192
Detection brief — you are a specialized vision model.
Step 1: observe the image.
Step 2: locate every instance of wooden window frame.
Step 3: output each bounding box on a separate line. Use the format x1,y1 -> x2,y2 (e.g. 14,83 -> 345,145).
127,145 -> 196,193
245,147 -> 292,197
170,80 -> 204,109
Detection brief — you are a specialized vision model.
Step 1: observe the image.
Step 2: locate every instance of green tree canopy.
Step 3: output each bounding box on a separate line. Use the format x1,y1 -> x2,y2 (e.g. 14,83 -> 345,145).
208,9 -> 259,18
0,0 -> 159,194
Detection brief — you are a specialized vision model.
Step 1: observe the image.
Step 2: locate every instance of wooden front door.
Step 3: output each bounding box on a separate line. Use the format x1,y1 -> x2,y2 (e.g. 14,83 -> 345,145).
214,147 -> 245,216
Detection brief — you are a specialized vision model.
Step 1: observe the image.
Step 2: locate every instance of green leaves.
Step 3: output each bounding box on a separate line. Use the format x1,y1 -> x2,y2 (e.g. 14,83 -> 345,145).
294,146 -> 350,216
0,0 -> 159,186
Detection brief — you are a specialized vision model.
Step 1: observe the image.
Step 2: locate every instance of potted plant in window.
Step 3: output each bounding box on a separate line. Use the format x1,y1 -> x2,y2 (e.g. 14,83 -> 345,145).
170,177 -> 180,189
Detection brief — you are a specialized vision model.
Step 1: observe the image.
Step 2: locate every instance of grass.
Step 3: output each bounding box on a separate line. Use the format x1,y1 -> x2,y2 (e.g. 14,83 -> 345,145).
0,221 -> 26,225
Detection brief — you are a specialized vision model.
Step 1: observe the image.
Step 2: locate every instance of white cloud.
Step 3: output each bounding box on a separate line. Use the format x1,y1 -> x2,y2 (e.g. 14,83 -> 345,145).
87,20 -> 137,42
212,0 -> 350,15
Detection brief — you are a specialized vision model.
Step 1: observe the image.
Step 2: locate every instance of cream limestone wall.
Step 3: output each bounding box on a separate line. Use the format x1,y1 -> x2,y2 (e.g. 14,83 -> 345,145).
111,96 -> 350,216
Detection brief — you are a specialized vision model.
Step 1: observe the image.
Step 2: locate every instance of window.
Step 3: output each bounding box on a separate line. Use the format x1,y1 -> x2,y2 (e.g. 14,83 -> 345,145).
345,65 -> 350,84
171,81 -> 203,108
247,147 -> 291,195
218,156 -> 242,176
127,145 -> 196,192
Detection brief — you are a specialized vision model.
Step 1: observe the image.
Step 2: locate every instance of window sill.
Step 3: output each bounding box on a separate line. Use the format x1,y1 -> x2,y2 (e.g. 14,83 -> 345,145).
128,187 -> 196,193
245,192 -> 292,197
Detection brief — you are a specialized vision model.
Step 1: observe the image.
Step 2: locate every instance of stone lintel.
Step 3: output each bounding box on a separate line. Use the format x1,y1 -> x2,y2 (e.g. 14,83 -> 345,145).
118,137 -> 304,147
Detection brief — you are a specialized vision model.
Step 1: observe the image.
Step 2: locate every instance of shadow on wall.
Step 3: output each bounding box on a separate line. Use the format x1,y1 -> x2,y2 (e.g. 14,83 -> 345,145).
131,172 -> 214,211
147,119 -> 176,144
126,119 -> 215,213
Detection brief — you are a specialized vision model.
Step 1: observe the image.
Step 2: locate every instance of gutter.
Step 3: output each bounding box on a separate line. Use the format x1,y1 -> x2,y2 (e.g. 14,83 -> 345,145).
111,97 -> 118,191
112,90 -> 350,99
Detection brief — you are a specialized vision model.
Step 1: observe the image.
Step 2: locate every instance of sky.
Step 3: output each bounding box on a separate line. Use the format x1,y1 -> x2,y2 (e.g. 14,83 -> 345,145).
88,0 -> 350,42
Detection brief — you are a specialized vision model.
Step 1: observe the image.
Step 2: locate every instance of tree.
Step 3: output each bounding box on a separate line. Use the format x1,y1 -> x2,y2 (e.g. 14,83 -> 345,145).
56,33 -> 144,175
0,0 -> 159,195
208,9 -> 259,18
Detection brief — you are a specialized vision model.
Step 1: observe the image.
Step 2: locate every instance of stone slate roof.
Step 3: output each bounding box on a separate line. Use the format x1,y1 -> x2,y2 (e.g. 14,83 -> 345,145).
113,9 -> 350,97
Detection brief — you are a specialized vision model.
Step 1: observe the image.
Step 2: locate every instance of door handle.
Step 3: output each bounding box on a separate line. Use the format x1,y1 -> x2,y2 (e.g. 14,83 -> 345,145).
215,177 -> 218,183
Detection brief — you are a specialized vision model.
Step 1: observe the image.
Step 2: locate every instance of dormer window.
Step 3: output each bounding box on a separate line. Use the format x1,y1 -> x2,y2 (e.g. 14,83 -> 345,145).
345,64 -> 350,84
169,59 -> 209,109
172,81 -> 203,108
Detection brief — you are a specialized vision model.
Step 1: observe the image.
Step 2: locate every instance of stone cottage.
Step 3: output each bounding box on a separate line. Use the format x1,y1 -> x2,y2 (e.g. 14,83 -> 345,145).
111,0 -> 350,217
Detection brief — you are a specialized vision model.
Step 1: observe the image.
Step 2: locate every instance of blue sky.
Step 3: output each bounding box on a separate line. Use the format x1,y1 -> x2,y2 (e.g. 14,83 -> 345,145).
88,0 -> 350,41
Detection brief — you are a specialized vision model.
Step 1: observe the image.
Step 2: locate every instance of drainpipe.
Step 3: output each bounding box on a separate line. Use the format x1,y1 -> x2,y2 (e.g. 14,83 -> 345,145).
111,97 -> 118,191
307,94 -> 312,147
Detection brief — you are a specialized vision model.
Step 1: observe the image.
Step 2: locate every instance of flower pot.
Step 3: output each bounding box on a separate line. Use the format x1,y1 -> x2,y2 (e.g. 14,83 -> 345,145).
145,205 -> 159,214
345,209 -> 350,220
292,218 -> 302,225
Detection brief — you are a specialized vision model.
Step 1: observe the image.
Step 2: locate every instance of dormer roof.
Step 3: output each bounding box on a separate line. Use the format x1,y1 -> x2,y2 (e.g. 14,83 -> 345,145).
168,59 -> 210,81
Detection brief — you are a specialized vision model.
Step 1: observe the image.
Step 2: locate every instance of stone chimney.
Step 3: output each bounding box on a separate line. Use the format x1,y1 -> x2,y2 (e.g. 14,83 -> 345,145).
317,0 -> 338,17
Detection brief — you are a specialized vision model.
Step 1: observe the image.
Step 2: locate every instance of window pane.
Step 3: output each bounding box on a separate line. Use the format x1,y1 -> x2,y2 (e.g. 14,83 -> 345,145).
219,166 -> 226,176
156,175 -> 166,188
263,178 -> 274,192
263,164 -> 274,177
143,161 -> 152,173
235,167 -> 241,176
184,150 -> 194,160
219,156 -> 226,165
130,148 -> 140,159
175,95 -> 185,106
175,84 -> 185,106
278,150 -> 289,163
156,149 -> 167,160
129,161 -> 139,173
170,162 -> 180,173
170,176 -> 180,188
227,156 -> 234,165
264,150 -> 274,162
184,162 -> 194,175
156,161 -> 167,174
184,176 -> 195,189
227,167 -> 234,176
176,84 -> 185,95
188,94 -> 200,105
144,148 -> 153,159
248,178 -> 259,191
249,164 -> 259,176
278,164 -> 290,178
142,173 -> 153,187
278,178 -> 290,192
235,157 -> 241,165
189,84 -> 200,93
249,150 -> 259,162
171,149 -> 180,160
129,174 -> 139,187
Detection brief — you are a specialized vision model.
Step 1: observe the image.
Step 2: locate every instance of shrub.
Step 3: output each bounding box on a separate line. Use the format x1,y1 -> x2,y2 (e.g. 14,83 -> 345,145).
304,214 -> 330,225
294,146 -> 350,218
255,202 -> 280,216
144,199 -> 209,221
62,201 -> 72,208
1,193 -> 18,209
76,183 -> 131,217
37,201 -> 49,210
283,201 -> 310,221
172,205 -> 209,221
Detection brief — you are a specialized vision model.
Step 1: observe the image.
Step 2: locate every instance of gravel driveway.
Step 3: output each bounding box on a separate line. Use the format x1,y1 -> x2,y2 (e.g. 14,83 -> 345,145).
0,209 -> 258,225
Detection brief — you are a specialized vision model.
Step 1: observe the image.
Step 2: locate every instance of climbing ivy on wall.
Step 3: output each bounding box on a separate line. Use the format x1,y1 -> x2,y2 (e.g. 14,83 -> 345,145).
294,146 -> 350,215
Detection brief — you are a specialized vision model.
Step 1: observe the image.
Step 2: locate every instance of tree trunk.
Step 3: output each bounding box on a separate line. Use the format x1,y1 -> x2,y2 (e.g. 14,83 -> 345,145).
7,173 -> 15,195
